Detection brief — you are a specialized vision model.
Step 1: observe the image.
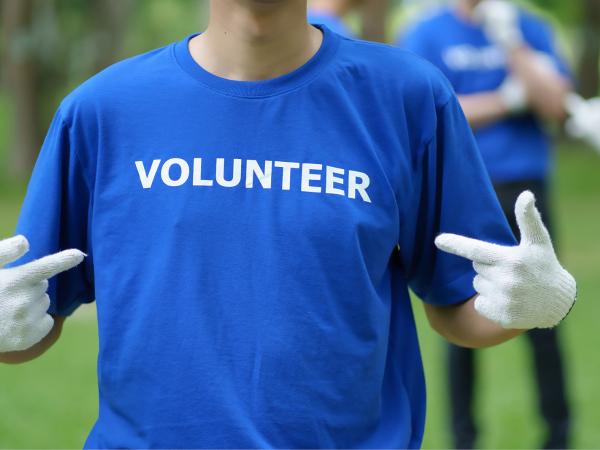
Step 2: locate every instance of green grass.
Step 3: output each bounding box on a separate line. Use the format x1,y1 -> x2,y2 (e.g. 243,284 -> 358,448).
0,144 -> 599,448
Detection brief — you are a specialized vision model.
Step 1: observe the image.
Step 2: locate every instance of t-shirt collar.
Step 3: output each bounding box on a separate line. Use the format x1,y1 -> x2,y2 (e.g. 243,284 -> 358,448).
173,25 -> 340,98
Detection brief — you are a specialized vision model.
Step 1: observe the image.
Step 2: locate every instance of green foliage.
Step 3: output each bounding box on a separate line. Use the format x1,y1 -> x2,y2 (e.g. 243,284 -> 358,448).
528,0 -> 582,24
125,0 -> 207,51
0,95 -> 11,178
0,1 -> 209,180
48,0 -> 208,102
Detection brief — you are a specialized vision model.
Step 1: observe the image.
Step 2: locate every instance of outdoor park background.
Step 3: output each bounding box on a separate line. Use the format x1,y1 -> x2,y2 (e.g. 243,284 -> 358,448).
0,0 -> 599,448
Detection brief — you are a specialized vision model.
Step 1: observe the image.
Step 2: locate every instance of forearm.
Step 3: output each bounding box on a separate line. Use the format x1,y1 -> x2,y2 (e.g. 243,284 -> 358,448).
424,297 -> 524,349
0,316 -> 65,364
458,92 -> 510,130
509,46 -> 571,121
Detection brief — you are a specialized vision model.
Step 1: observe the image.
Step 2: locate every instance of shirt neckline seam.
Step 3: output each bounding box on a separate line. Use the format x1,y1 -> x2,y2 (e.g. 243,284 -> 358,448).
169,33 -> 341,100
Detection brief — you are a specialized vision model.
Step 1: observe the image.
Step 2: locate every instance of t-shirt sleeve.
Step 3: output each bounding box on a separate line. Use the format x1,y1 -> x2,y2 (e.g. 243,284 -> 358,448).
12,108 -> 95,317
397,24 -> 434,61
397,23 -> 449,80
523,14 -> 572,80
398,94 -> 516,306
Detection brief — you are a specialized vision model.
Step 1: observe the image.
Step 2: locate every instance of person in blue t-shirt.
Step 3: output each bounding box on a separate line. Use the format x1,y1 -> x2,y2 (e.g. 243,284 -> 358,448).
399,0 -> 574,448
308,0 -> 361,38
0,1 -> 577,448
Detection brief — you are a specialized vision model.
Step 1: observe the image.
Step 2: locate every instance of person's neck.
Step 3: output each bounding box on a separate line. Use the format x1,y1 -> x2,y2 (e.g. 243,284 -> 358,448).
190,1 -> 323,82
455,0 -> 480,19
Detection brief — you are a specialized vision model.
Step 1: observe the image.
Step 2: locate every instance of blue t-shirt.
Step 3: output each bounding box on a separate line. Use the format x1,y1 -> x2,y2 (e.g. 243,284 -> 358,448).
398,7 -> 571,182
308,10 -> 355,38
15,26 -> 514,448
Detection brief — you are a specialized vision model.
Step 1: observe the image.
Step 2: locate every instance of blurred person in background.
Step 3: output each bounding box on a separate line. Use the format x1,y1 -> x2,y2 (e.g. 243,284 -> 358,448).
308,0 -> 362,37
0,0 -> 577,448
399,0 -> 574,448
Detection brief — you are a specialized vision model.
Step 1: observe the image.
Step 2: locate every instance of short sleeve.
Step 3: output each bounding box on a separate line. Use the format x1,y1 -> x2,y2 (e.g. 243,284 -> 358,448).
522,14 -> 572,80
398,95 -> 516,306
12,108 -> 95,316
397,24 -> 435,62
397,24 -> 449,81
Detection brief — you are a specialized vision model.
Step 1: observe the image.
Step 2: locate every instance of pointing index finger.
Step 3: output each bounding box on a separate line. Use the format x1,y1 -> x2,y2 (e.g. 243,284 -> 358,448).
435,233 -> 507,264
13,249 -> 86,285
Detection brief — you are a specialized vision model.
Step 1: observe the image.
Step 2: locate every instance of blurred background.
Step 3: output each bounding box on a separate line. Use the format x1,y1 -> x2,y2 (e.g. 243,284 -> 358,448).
0,0 -> 598,448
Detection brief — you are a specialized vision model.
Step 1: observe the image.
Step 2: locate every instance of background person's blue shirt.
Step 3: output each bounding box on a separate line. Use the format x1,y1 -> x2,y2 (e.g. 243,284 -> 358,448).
14,26 -> 514,449
398,7 -> 571,183
308,9 -> 355,38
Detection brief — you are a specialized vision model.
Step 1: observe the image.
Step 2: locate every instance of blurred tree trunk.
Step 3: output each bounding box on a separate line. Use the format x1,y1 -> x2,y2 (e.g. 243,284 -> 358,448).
87,0 -> 137,72
579,0 -> 600,97
0,0 -> 137,176
360,0 -> 390,43
1,0 -> 41,175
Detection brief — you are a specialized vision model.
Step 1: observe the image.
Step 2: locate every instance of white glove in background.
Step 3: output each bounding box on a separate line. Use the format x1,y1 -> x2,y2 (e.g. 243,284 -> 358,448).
0,236 -> 85,353
498,75 -> 528,114
473,0 -> 523,50
435,191 -> 576,330
564,93 -> 600,153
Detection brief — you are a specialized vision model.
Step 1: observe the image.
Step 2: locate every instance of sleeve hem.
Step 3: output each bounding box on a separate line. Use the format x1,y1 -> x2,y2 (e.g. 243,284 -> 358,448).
421,270 -> 477,306
48,295 -> 95,317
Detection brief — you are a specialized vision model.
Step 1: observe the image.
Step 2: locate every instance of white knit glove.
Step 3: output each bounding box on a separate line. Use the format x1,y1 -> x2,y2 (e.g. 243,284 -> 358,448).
498,75 -> 528,114
565,93 -> 600,153
0,236 -> 85,353
473,0 -> 523,50
435,191 -> 576,329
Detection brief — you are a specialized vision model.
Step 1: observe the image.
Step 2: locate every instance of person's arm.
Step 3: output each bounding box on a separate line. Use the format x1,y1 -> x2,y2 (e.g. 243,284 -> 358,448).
434,191 -> 576,341
0,316 -> 66,364
457,92 -> 510,130
399,87 -> 575,347
0,235 -> 85,362
508,47 -> 572,121
424,297 -> 523,348
428,192 -> 576,348
472,1 -> 573,122
458,73 -> 531,130
458,51 -> 572,130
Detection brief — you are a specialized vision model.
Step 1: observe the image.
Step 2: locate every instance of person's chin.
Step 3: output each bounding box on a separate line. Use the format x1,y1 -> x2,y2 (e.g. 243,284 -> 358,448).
235,0 -> 303,11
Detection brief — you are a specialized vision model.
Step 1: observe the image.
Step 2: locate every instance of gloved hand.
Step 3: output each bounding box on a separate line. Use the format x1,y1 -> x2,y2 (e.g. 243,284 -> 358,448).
498,75 -> 528,114
435,191 -> 576,329
0,235 -> 85,353
565,93 -> 600,153
473,0 -> 523,50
